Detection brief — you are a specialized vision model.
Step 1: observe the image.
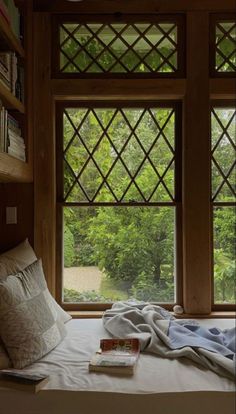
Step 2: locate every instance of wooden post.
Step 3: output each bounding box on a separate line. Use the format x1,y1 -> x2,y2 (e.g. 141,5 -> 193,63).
183,12 -> 212,314
33,13 -> 56,295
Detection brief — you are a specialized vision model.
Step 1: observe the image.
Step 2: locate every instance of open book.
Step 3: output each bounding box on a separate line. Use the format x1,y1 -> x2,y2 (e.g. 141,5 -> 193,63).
89,338 -> 140,375
0,370 -> 49,393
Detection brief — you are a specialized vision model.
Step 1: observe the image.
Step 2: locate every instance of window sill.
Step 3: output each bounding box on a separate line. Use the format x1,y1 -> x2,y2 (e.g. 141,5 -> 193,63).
68,310 -> 236,319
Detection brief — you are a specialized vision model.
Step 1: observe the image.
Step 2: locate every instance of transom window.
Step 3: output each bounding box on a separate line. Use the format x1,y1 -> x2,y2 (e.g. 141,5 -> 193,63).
54,15 -> 185,77
210,16 -> 236,75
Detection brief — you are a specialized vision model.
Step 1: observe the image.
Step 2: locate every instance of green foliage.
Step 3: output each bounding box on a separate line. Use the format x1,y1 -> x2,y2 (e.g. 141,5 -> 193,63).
64,225 -> 75,267
213,206 -> 235,303
214,249 -> 236,303
62,105 -> 235,305
64,288 -> 110,303
214,206 -> 235,257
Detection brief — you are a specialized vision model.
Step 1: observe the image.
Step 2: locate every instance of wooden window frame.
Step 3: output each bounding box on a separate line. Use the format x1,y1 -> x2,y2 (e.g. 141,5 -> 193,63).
52,14 -> 186,79
33,8 -> 236,316
209,13 -> 236,78
56,100 -> 183,311
211,100 -> 236,312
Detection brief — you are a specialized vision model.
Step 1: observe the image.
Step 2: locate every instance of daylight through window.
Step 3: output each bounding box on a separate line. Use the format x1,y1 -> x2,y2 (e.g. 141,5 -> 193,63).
59,103 -> 181,304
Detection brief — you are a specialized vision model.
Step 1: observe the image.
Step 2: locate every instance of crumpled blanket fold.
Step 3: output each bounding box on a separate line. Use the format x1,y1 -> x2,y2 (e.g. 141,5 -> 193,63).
103,301 -> 236,381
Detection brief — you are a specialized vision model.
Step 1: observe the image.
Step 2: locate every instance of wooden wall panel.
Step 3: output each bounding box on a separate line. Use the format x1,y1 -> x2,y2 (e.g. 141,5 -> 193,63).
33,13 -> 56,294
0,183 -> 34,252
183,12 -> 211,314
33,0 -> 236,13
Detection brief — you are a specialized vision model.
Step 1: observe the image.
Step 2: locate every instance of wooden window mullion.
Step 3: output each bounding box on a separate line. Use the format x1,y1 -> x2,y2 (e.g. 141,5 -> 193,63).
183,12 -> 211,314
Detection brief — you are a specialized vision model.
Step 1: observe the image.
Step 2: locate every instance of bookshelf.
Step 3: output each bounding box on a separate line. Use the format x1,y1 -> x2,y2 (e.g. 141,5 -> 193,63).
0,13 -> 24,57
0,2 -> 32,183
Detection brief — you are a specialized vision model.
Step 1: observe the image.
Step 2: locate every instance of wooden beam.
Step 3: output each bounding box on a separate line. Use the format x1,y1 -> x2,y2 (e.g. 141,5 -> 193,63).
183,12 -> 212,314
33,13 -> 56,295
33,0 -> 236,13
210,79 -> 236,99
52,79 -> 186,100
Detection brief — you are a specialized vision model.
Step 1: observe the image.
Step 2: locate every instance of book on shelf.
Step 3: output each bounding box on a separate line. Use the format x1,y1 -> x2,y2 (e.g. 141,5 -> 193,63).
3,0 -> 21,39
89,338 -> 140,375
8,146 -> 25,161
0,107 -> 26,161
0,52 -> 11,90
0,51 -> 23,100
0,370 -> 49,393
0,0 -> 10,25
0,103 -> 8,152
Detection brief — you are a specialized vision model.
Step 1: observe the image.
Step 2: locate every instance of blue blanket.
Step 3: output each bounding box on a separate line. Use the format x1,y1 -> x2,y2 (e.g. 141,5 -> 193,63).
168,321 -> 235,359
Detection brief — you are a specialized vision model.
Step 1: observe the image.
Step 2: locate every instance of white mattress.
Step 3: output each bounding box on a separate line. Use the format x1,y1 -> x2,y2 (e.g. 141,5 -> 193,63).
0,318 -> 235,414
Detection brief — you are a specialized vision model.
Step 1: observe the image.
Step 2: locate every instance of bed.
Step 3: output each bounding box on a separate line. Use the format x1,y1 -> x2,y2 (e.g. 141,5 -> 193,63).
0,317 -> 235,414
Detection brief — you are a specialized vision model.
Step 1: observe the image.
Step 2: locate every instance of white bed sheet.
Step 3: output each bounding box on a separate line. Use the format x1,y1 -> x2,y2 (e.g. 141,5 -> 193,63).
0,318 -> 235,414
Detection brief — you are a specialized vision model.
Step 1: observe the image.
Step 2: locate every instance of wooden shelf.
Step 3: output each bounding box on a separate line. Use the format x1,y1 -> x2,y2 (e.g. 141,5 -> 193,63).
0,82 -> 25,112
0,4 -> 32,184
0,13 -> 24,57
0,152 -> 32,182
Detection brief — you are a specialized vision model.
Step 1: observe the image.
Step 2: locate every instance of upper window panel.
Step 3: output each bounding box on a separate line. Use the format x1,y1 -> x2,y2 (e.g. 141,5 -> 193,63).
210,15 -> 236,75
55,16 -> 185,77
62,104 -> 178,204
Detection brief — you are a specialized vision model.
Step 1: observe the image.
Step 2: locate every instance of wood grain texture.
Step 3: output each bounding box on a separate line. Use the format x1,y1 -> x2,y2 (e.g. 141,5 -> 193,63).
0,183 -> 34,252
210,79 -> 236,99
183,12 -> 211,314
0,153 -> 32,182
52,79 -> 186,100
33,13 -> 56,294
33,0 -> 236,13
24,0 -> 34,171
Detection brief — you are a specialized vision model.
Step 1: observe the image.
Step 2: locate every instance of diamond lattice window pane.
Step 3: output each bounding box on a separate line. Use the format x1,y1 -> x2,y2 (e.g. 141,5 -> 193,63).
63,107 -> 176,203
59,22 -> 179,74
215,21 -> 236,72
211,108 -> 236,202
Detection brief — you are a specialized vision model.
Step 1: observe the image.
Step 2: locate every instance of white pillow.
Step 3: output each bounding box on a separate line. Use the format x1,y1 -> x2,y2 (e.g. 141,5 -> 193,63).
0,260 -> 66,369
0,239 -> 71,324
0,239 -> 36,278
0,239 -> 71,369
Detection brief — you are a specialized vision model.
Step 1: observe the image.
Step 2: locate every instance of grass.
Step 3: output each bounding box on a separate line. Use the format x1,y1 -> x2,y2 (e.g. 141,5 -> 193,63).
100,275 -> 129,301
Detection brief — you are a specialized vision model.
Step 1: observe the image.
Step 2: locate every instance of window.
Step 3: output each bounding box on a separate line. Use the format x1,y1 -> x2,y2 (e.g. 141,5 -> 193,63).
211,104 -> 236,304
210,15 -> 236,75
53,15 -> 185,77
41,9 -> 236,314
57,102 -> 181,307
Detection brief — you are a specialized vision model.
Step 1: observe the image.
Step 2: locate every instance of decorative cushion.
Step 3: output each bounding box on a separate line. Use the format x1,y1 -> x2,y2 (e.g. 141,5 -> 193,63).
0,259 -> 66,369
0,239 -> 36,278
0,239 -> 71,324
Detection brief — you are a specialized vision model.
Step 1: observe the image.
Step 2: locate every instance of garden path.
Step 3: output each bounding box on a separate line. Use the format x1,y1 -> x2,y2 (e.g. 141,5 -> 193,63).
64,266 -> 102,292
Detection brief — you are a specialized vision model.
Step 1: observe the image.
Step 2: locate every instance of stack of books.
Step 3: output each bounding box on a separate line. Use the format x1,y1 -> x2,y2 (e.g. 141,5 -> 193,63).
0,52 -> 23,101
0,102 -> 8,152
7,112 -> 25,161
0,102 -> 25,161
89,338 -> 140,375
